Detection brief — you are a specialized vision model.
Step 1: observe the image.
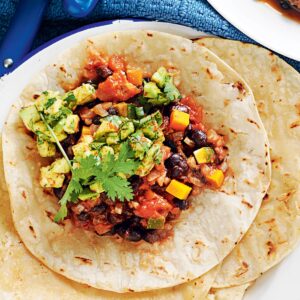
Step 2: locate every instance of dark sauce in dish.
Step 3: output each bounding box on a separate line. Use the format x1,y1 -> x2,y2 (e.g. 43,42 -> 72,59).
261,0 -> 300,23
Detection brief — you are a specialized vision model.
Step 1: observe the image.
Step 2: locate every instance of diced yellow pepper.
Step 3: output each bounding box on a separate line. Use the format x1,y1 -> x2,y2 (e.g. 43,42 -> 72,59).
194,147 -> 215,164
166,179 -> 192,200
170,110 -> 190,131
81,126 -> 91,136
205,169 -> 224,188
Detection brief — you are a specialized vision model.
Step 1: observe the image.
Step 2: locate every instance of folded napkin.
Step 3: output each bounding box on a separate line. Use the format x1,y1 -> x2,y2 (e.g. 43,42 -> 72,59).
0,0 -> 299,70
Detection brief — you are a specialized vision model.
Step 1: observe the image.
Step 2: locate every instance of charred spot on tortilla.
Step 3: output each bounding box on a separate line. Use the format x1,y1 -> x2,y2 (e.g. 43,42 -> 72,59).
233,81 -> 246,95
21,190 -> 27,199
45,210 -> 54,221
75,256 -> 92,264
246,118 -> 260,129
241,200 -> 253,209
289,120 -> 300,128
266,241 -> 276,256
205,68 -> 213,79
59,66 -> 67,73
146,32 -> 153,37
28,225 -> 36,238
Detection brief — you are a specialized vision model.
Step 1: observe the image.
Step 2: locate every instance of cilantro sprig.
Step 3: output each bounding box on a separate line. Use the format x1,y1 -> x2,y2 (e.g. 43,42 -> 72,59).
39,110 -> 139,223
54,144 -> 139,222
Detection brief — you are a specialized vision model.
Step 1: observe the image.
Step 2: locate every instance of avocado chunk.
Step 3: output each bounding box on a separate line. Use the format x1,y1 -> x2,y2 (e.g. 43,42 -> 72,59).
94,116 -> 122,139
72,139 -> 93,158
78,188 -> 99,201
40,166 -> 65,188
90,181 -> 104,193
37,139 -> 56,157
127,104 -> 137,119
147,217 -> 165,229
106,132 -> 120,145
52,119 -> 68,141
129,131 -> 152,160
32,121 -> 52,141
143,82 -> 161,99
72,83 -> 96,106
39,158 -> 70,188
63,114 -> 80,134
51,158 -> 71,174
151,67 -> 169,88
120,121 -> 135,140
99,145 -> 114,158
135,106 -> 145,119
135,143 -> 162,176
19,105 -> 41,131
35,91 -> 60,112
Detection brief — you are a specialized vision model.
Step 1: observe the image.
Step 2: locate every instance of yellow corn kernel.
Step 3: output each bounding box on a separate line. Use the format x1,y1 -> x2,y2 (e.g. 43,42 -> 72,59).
194,147 -> 215,164
205,169 -> 224,188
166,179 -> 192,200
170,110 -> 190,131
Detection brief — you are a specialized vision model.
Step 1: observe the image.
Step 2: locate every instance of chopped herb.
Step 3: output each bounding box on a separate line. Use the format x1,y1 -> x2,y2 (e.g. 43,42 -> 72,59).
44,98 -> 56,109
54,142 -> 139,222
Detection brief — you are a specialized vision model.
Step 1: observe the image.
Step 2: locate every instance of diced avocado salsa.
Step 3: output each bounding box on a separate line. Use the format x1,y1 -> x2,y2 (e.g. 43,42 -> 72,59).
20,55 -> 227,243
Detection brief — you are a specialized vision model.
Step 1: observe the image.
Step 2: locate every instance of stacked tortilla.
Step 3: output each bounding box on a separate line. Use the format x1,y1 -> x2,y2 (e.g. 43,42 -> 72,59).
0,31 -> 299,299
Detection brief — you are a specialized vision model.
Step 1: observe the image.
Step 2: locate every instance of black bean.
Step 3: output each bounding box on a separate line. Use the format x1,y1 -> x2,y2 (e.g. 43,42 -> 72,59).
280,0 -> 291,9
84,79 -> 99,88
173,198 -> 190,210
91,203 -> 107,214
107,212 -> 124,225
78,212 -> 91,221
165,153 -> 188,179
187,129 -> 208,148
124,226 -> 143,242
163,139 -> 177,153
107,106 -> 118,115
53,178 -> 70,199
86,99 -> 101,109
128,216 -> 141,225
143,230 -> 161,244
61,134 -> 79,148
92,115 -> 102,125
129,175 -> 142,193
150,184 -> 166,196
114,222 -> 129,238
96,66 -> 113,79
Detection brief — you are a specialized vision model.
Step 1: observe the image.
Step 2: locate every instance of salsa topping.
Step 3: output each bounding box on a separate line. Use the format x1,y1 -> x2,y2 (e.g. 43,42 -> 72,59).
19,52 -> 228,243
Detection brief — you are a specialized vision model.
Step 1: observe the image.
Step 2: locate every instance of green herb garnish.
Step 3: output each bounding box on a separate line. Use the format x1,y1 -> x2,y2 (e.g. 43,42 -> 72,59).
54,143 -> 139,222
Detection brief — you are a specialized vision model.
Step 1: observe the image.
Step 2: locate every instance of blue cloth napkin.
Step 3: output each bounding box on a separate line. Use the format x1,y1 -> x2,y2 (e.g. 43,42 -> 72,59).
1,0 -> 299,71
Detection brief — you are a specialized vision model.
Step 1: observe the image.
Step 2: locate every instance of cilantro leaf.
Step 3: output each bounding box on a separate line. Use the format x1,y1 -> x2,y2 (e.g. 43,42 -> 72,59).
54,178 -> 83,222
101,176 -> 134,202
44,98 -> 56,109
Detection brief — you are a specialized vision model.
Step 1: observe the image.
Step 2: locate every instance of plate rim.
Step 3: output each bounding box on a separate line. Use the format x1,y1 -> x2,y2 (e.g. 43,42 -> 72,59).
207,0 -> 300,61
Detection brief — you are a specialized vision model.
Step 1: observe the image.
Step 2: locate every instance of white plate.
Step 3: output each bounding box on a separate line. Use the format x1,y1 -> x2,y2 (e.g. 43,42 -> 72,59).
208,0 -> 300,61
0,19 -> 299,300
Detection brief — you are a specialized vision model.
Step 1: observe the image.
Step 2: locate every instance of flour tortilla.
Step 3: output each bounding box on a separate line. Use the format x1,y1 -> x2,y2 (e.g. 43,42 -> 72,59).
205,283 -> 251,300
3,31 -> 270,292
199,37 -> 300,287
0,137 -> 220,300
